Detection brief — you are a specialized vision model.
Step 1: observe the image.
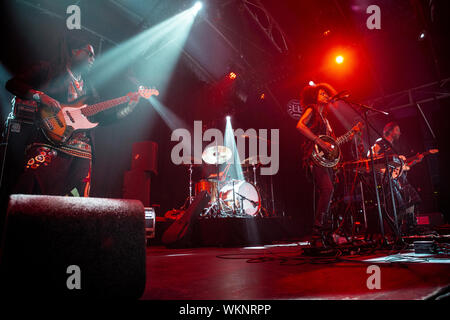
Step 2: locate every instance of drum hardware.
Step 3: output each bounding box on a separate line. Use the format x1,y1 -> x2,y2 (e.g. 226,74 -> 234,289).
236,192 -> 259,210
242,156 -> 262,186
191,146 -> 267,218
200,144 -> 233,217
188,164 -> 194,205
242,156 -> 275,216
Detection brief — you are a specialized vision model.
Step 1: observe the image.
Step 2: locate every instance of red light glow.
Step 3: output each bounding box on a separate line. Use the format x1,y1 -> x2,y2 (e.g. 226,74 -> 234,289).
335,55 -> 344,64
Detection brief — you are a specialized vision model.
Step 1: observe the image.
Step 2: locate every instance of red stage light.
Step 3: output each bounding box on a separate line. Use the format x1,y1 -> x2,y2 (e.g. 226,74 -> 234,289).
335,55 -> 344,64
228,72 -> 237,80
260,93 -> 265,99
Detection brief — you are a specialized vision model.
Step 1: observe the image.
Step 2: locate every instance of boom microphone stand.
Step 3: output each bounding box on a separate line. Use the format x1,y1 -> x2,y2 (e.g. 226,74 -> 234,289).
337,98 -> 398,246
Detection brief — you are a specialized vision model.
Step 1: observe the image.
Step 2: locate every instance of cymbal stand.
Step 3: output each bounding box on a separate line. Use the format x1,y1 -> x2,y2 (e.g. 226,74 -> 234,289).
232,179 -> 236,215
188,164 -> 194,205
215,141 -> 222,216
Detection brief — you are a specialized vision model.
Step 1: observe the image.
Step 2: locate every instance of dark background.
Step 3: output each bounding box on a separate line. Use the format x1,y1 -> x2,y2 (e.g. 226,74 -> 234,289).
1,0 -> 449,236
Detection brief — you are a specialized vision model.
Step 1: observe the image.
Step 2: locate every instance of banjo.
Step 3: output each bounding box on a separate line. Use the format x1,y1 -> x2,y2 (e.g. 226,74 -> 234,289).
310,122 -> 363,168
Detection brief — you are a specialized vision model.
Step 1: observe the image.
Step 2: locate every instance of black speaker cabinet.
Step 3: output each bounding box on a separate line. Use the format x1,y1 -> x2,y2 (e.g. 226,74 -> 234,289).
0,194 -> 146,298
0,119 -> 36,239
0,119 -> 35,195
131,141 -> 158,174
123,170 -> 151,207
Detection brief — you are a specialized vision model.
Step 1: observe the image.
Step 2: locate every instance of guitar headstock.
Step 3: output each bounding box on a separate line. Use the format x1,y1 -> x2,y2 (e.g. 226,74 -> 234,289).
351,121 -> 364,135
138,86 -> 159,99
354,121 -> 364,130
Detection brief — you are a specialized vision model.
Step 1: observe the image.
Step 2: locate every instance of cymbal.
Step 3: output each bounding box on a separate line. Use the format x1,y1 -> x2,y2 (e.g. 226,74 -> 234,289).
202,145 -> 232,165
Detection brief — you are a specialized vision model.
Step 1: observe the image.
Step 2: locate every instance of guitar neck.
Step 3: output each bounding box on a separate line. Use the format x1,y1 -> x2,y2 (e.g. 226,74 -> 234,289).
407,151 -> 430,167
81,95 -> 131,117
336,128 -> 355,145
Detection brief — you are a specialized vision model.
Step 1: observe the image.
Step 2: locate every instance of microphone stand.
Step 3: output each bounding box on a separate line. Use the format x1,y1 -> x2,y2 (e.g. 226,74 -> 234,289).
235,191 -> 258,217
339,98 -> 401,246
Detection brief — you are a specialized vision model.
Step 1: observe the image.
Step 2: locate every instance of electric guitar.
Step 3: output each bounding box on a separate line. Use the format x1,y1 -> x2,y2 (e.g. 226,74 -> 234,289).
392,149 -> 439,179
38,86 -> 159,144
311,122 -> 363,168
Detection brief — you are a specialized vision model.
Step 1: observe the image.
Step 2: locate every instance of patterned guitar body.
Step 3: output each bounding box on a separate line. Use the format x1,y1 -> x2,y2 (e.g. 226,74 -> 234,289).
37,86 -> 159,145
39,96 -> 96,144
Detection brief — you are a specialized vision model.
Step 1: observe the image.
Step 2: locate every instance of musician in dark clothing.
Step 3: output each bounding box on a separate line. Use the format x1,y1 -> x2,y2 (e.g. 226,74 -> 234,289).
370,122 -> 421,234
296,83 -> 339,246
5,31 -> 139,196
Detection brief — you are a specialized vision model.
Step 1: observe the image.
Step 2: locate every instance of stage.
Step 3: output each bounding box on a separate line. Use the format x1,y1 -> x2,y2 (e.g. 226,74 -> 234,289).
143,239 -> 450,300
1,0 -> 450,307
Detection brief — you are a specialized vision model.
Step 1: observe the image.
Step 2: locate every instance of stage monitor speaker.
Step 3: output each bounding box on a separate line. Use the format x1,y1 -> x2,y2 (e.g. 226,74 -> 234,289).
131,141 -> 158,174
416,212 -> 445,227
0,194 -> 146,298
162,191 -> 210,248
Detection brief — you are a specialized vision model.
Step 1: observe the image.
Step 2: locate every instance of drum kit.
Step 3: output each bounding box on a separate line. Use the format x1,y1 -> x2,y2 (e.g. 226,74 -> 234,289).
183,145 -> 265,218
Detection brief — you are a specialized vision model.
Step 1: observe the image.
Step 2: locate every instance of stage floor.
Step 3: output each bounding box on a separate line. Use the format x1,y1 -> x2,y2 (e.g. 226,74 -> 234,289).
141,241 -> 450,300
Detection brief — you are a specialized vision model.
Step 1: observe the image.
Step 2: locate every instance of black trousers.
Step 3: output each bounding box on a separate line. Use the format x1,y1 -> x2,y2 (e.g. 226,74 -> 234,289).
311,165 -> 334,230
12,146 -> 91,197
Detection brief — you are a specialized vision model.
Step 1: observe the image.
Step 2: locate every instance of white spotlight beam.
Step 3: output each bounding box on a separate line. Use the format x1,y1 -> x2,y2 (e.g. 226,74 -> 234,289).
88,7 -> 198,89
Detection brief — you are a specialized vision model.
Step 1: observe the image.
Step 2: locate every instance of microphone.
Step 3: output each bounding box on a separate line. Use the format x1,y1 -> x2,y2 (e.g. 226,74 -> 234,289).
328,90 -> 350,103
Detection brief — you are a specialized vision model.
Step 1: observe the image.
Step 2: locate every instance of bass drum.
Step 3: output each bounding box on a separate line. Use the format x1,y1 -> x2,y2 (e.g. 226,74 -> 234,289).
219,180 -> 261,216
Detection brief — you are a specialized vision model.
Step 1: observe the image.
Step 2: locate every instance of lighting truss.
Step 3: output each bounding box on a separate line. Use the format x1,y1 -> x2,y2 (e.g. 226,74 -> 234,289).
242,0 -> 290,54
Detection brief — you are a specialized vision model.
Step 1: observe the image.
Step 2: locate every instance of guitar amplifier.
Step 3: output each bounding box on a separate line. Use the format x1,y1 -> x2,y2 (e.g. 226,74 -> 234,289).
0,119 -> 36,193
131,141 -> 158,174
0,118 -> 36,238
12,97 -> 37,122
416,212 -> 444,227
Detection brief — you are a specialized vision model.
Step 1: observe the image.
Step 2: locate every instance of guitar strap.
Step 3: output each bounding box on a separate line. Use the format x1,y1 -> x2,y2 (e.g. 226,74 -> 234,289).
318,111 -> 334,137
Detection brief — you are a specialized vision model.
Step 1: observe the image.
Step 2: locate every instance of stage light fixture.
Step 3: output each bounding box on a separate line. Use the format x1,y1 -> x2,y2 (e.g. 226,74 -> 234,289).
193,2 -> 203,13
228,72 -> 237,80
335,55 -> 344,64
418,31 -> 426,41
309,80 -> 315,86
226,115 -> 231,121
